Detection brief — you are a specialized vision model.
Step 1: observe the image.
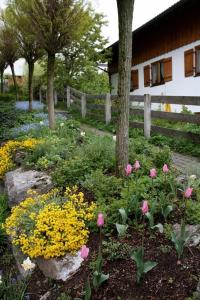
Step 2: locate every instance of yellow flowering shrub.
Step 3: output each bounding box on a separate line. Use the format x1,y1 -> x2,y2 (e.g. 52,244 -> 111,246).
0,139 -> 41,179
5,187 -> 96,259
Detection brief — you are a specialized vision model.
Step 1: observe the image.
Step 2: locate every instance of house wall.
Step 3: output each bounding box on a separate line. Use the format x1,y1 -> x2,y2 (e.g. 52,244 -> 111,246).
110,40 -> 200,112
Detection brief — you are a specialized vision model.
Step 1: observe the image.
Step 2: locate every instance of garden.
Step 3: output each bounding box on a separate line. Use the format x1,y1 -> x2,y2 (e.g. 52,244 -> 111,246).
0,99 -> 200,300
0,0 -> 200,299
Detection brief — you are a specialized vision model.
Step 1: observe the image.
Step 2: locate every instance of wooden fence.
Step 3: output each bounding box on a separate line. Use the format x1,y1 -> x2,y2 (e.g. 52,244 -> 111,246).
66,86 -> 200,143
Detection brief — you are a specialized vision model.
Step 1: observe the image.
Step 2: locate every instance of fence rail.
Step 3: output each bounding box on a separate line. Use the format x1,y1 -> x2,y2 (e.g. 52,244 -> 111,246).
67,87 -> 200,142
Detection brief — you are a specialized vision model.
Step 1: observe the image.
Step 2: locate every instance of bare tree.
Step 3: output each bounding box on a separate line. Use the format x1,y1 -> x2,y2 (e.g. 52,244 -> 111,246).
116,0 -> 134,176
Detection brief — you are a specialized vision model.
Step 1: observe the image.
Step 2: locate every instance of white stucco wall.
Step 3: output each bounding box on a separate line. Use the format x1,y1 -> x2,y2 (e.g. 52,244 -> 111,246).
110,40 -> 200,112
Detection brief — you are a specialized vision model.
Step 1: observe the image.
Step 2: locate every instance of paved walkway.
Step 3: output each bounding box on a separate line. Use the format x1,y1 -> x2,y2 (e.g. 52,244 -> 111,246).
80,124 -> 200,175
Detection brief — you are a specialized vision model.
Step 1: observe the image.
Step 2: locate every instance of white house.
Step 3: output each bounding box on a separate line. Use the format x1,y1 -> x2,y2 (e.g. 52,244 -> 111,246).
108,0 -> 200,112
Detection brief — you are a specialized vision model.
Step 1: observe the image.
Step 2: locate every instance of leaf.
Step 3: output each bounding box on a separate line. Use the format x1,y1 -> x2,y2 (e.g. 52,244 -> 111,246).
84,277 -> 91,300
151,223 -> 164,233
146,212 -> 154,227
119,208 -> 128,224
162,205 -> 173,220
116,223 -> 128,237
143,260 -> 157,273
98,273 -> 109,286
130,247 -> 144,267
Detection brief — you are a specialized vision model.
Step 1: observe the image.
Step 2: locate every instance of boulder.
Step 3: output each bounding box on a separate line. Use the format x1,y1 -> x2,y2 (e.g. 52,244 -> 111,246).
173,224 -> 200,247
36,252 -> 83,281
5,168 -> 53,207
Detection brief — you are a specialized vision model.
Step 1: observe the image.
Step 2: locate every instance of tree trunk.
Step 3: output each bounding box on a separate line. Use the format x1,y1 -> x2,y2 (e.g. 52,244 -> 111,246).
47,53 -> 55,129
0,70 -> 4,94
116,0 -> 134,177
10,63 -> 18,102
28,61 -> 34,112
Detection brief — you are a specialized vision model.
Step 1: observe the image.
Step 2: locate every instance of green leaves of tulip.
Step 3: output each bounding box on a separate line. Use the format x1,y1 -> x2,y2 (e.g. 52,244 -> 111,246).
162,205 -> 173,221
171,221 -> 190,259
116,208 -> 129,237
145,212 -> 163,233
116,223 -> 129,237
93,252 -> 109,290
130,247 -> 157,283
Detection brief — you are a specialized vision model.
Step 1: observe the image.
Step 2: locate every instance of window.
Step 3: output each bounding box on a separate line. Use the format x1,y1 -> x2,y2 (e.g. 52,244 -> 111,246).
130,69 -> 139,91
151,60 -> 164,85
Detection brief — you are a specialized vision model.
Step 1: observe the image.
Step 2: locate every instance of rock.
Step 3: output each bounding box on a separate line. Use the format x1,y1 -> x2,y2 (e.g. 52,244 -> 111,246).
173,224 -> 200,247
39,291 -> 51,300
36,252 -> 83,281
14,151 -> 26,166
12,244 -> 34,279
5,168 -> 53,207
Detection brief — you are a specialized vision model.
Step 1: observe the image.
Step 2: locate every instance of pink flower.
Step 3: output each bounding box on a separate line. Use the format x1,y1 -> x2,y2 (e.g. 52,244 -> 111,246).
97,213 -> 104,227
150,168 -> 157,178
80,245 -> 89,260
141,200 -> 149,215
184,187 -> 193,198
163,164 -> 169,173
125,164 -> 133,176
134,160 -> 140,171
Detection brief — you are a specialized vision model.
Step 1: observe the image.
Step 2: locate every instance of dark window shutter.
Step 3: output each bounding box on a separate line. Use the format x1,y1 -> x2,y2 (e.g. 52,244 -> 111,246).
164,57 -> 172,82
131,69 -> 139,90
184,49 -> 194,77
144,65 -> 150,87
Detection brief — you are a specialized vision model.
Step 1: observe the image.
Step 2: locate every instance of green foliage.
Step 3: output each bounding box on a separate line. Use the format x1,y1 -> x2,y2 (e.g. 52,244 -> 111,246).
53,136 -> 115,186
171,221 -> 190,259
130,247 -> 157,283
186,200 -> 200,224
0,96 -> 16,139
92,251 -> 109,290
82,169 -> 123,203
102,239 -> 132,261
0,276 -> 27,300
0,194 -> 9,248
116,208 -> 129,237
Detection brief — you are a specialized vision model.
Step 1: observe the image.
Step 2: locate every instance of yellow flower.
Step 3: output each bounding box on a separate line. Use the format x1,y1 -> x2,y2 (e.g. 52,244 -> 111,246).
0,139 -> 41,179
5,187 -> 96,259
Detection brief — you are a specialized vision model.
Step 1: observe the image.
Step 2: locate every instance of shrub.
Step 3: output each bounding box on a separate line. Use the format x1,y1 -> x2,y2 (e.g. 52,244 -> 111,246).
82,169 -> 123,203
5,187 -> 96,259
186,200 -> 200,224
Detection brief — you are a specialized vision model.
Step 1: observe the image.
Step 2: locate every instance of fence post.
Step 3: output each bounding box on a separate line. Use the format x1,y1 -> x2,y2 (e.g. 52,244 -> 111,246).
81,93 -> 86,118
144,94 -> 151,139
105,93 -> 111,124
39,86 -> 42,103
54,90 -> 58,105
67,86 -> 71,108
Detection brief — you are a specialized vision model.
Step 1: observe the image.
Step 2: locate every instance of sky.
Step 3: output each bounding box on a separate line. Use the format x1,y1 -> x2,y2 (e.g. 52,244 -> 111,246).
1,0 -> 180,74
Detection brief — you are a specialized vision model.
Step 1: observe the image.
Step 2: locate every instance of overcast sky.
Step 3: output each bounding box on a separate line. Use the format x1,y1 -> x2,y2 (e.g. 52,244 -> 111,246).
1,0 -> 180,74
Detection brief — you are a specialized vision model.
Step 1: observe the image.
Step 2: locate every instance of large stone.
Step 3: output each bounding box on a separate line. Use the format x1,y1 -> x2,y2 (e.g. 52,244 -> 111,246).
5,168 -> 53,207
36,252 -> 83,281
173,224 -> 200,247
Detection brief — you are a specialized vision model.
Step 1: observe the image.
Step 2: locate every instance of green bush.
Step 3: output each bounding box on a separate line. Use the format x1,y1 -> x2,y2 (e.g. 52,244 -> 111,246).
82,169 -> 123,203
186,200 -> 200,224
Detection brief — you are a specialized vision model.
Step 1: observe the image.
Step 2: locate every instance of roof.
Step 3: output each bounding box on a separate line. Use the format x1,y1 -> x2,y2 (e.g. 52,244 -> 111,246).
108,0 -> 190,49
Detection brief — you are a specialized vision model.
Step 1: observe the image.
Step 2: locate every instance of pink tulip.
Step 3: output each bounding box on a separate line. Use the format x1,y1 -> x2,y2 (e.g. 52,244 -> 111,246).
80,245 -> 89,260
163,164 -> 169,173
141,200 -> 149,215
125,164 -> 133,176
150,168 -> 157,178
97,213 -> 104,227
134,160 -> 140,171
184,187 -> 193,198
